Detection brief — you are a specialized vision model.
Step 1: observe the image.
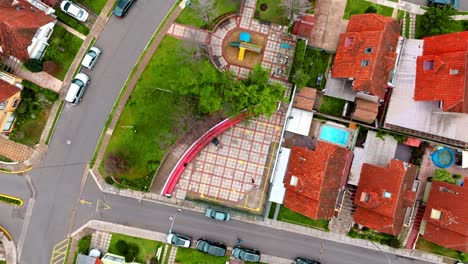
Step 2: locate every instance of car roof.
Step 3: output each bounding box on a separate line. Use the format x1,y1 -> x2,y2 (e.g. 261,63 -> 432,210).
82,54 -> 94,67
75,73 -> 89,82
65,83 -> 80,102
66,3 -> 82,16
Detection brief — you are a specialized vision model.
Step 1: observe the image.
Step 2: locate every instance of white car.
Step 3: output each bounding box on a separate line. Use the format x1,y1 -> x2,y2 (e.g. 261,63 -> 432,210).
65,73 -> 90,104
166,233 -> 191,248
81,47 -> 102,70
60,1 -> 89,22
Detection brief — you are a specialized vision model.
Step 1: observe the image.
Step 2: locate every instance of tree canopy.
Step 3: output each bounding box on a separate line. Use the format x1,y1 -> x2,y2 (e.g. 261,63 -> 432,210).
420,6 -> 457,37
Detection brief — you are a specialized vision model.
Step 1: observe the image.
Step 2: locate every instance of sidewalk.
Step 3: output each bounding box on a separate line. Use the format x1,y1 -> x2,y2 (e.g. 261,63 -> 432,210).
0,232 -> 17,264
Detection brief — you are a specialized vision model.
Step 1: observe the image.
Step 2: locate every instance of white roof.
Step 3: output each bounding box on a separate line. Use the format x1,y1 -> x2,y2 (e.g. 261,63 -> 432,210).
269,147 -> 291,204
285,108 -> 313,136
463,151 -> 468,168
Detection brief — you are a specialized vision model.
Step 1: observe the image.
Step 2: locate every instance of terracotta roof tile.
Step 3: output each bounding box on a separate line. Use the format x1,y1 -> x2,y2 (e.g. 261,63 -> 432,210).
414,32 -> 468,113
332,14 -> 400,100
292,13 -> 315,42
0,79 -> 20,103
0,0 -> 55,61
293,87 -> 316,111
352,98 -> 379,123
283,142 -> 353,219
422,178 -> 468,252
353,160 -> 418,235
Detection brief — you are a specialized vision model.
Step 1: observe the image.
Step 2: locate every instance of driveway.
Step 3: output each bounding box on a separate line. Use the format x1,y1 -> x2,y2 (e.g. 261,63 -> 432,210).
1,0 -> 177,263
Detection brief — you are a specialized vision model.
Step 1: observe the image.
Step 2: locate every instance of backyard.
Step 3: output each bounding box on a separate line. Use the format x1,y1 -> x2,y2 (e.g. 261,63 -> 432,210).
255,0 -> 290,25
108,233 -> 162,263
416,237 -> 467,262
301,47 -> 331,89
43,25 -> 84,80
175,0 -> 241,27
175,247 -> 230,264
319,96 -> 346,117
9,81 -> 59,146
55,10 -> 90,36
343,0 -> 394,20
269,203 -> 330,231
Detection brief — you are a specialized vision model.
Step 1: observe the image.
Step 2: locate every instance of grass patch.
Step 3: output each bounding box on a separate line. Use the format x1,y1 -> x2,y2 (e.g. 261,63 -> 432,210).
301,47 -> 331,90
55,10 -> 90,35
46,100 -> 64,145
75,0 -> 108,14
9,81 -> 58,146
319,96 -> 346,117
343,0 -> 394,19
176,0 -> 241,27
405,12 -> 410,38
43,25 -> 84,80
348,227 -> 400,248
416,237 -> 467,261
175,247 -> 230,263
397,10 -> 404,20
268,202 -> 277,219
77,235 -> 92,254
0,261 -> 6,264
415,15 -> 468,39
163,245 -> 172,264
0,194 -> 23,206
0,155 -> 13,162
108,233 -> 161,263
276,205 -> 330,231
255,0 -> 290,25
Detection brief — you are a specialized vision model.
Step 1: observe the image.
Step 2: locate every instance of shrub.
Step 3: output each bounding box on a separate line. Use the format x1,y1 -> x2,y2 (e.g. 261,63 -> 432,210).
78,235 -> 92,254
114,239 -> 140,262
292,68 -> 311,89
120,175 -> 153,192
104,176 -> 115,185
115,240 -> 128,254
22,80 -> 59,102
24,59 -> 43,72
365,6 -> 377,14
347,230 -> 358,238
105,153 -> 129,176
453,174 -> 462,180
290,39 -> 306,80
387,237 -> 401,248
433,169 -> 455,184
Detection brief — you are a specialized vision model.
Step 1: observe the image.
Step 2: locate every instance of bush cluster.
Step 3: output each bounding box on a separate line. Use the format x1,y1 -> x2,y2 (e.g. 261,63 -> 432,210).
114,240 -> 140,262
347,228 -> 401,248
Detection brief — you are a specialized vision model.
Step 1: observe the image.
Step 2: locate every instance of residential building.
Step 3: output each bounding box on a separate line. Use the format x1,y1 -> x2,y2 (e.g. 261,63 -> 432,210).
291,13 -> 315,43
0,0 -> 56,62
0,72 -> 22,133
353,160 -> 419,235
421,178 -> 468,252
283,142 -> 353,219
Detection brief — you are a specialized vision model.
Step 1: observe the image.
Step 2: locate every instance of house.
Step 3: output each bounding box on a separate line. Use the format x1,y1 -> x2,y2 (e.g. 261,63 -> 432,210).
353,160 -> 419,235
0,0 -> 56,62
283,142 -> 353,219
292,13 -> 315,43
0,72 -> 22,133
414,32 -> 468,113
421,178 -> 468,252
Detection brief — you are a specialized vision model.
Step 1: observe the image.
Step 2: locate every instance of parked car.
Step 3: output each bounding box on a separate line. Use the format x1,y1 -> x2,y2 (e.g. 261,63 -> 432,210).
65,73 -> 90,104
316,74 -> 323,87
81,47 -> 102,70
429,0 -> 459,9
60,1 -> 89,22
113,0 -> 136,18
196,239 -> 226,257
232,246 -> 261,262
295,257 -> 321,264
166,232 -> 191,248
205,208 -> 230,221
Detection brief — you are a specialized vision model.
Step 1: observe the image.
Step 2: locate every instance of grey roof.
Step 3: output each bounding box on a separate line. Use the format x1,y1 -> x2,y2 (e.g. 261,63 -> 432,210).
76,254 -> 96,264
324,76 -> 356,101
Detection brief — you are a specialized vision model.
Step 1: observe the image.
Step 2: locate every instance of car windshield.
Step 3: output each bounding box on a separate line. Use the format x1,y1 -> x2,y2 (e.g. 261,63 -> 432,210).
215,212 -> 225,219
64,2 -> 70,9
78,10 -> 84,17
117,0 -> 127,8
173,236 -> 185,246
87,50 -> 97,57
72,79 -> 84,87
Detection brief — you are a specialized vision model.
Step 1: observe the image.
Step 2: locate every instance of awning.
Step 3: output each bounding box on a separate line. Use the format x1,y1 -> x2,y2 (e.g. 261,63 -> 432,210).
285,108 -> 313,136
462,151 -> 468,168
268,147 -> 291,204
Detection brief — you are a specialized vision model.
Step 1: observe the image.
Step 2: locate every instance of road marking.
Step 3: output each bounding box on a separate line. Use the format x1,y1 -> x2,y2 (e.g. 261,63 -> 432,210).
50,238 -> 69,264
102,201 -> 111,211
79,199 -> 92,205
96,199 -> 112,212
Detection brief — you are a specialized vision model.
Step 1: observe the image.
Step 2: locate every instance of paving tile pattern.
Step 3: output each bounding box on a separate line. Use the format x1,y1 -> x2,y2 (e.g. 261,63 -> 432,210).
91,230 -> 112,252
0,135 -> 33,162
167,245 -> 178,264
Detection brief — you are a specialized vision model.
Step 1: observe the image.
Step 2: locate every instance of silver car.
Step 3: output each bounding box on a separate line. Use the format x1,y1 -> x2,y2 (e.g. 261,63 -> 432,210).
81,47 -> 102,70
60,1 -> 89,22
65,73 -> 90,104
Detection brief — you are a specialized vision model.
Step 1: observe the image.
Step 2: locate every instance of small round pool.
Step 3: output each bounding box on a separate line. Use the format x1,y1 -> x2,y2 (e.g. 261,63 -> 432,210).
431,147 -> 455,168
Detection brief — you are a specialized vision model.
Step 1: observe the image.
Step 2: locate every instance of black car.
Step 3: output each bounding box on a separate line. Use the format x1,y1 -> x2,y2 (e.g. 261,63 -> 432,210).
295,257 -> 321,264
113,0 -> 136,18
196,239 -> 227,257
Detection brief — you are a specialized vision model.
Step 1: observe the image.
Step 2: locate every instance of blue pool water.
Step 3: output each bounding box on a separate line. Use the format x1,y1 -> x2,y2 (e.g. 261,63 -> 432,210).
319,125 -> 350,147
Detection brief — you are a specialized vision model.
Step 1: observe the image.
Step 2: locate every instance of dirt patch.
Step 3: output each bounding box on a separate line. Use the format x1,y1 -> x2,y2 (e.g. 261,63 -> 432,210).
223,29 -> 267,69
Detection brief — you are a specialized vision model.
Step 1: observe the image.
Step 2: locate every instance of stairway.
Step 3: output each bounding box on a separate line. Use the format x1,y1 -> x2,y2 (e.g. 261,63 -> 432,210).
405,201 -> 426,249
329,185 -> 358,234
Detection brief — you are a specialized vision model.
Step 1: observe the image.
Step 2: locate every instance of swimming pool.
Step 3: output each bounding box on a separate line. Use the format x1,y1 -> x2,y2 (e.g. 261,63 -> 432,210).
319,124 -> 351,147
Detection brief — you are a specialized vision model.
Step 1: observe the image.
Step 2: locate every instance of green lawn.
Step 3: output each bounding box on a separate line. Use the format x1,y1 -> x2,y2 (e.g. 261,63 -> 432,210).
75,0 -> 108,14
176,0 -> 241,27
43,25 -> 84,80
0,155 -> 13,162
55,10 -> 90,36
416,237 -> 467,261
301,47 -> 331,90
9,81 -> 58,146
404,12 -> 410,38
108,233 -> 162,263
415,15 -> 468,39
0,261 -> 6,264
255,0 -> 290,25
100,36 -> 210,187
343,0 -> 394,19
276,205 -> 330,231
175,247 -> 230,264
319,96 -> 346,117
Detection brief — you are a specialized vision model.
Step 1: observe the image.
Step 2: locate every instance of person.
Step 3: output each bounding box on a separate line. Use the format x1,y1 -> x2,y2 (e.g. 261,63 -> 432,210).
237,238 -> 242,245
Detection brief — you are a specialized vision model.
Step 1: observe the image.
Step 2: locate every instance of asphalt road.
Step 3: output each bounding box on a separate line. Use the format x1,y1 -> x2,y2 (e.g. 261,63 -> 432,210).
72,173 -> 430,264
0,1 -> 177,263
402,0 -> 468,11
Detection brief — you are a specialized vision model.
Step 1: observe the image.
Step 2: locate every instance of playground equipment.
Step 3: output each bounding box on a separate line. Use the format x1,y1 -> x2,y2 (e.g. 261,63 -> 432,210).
230,32 -> 262,61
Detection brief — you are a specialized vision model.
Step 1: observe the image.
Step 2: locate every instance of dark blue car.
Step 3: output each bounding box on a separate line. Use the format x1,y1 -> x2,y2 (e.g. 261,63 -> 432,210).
113,0 -> 136,18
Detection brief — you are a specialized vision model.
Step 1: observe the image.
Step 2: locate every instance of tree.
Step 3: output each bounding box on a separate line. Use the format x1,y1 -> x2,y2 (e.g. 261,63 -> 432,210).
433,169 -> 455,184
420,6 -> 457,37
192,0 -> 217,25
24,59 -> 43,72
292,68 -> 310,89
104,153 -> 128,176
280,0 -> 311,21
365,6 -> 377,13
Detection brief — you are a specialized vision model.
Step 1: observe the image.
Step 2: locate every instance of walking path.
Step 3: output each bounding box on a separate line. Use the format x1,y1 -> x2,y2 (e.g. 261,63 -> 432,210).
0,135 -> 33,162
56,21 -> 87,40
0,229 -> 16,264
0,60 -> 63,92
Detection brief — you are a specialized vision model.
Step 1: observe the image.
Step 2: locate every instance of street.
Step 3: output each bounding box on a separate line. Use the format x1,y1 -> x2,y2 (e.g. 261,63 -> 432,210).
402,0 -> 468,11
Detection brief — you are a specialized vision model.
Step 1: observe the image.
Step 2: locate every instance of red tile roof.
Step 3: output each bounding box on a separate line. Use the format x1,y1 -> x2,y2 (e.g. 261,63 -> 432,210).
0,0 -> 55,61
0,79 -> 20,103
283,142 -> 353,219
353,160 -> 418,235
352,98 -> 379,124
332,14 -> 400,100
293,87 -> 316,111
422,178 -> 468,252
414,32 -> 468,113
292,13 -> 315,41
